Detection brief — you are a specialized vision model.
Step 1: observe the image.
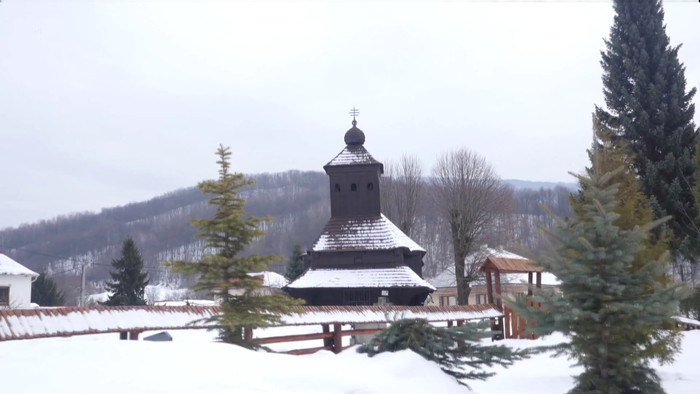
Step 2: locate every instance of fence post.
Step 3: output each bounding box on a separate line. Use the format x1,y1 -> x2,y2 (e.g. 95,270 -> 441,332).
504,307 -> 511,339
333,323 -> 342,354
322,324 -> 331,347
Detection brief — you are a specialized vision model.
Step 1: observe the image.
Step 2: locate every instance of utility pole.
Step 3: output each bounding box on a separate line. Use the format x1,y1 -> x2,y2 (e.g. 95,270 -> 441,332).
74,256 -> 87,307
80,260 -> 86,307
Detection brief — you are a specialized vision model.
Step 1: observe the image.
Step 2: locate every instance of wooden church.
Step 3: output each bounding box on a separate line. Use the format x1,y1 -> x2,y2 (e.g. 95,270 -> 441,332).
286,115 -> 435,306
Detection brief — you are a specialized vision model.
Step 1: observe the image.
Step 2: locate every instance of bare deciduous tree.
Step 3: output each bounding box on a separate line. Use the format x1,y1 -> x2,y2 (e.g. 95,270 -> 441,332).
381,154 -> 423,236
432,149 -> 512,305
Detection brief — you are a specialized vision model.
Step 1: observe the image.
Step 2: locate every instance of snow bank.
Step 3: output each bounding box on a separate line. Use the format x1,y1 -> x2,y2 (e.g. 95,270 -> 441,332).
0,329 -> 465,394
3,329 -> 700,393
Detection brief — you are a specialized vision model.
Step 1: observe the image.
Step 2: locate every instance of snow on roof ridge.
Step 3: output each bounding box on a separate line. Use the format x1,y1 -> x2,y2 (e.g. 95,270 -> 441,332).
287,266 -> 436,290
325,145 -> 381,167
249,271 -> 289,288
0,253 -> 39,277
312,214 -> 425,253
471,246 -> 529,261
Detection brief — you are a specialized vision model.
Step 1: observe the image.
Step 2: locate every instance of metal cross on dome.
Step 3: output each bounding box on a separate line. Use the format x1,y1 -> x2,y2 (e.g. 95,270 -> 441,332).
349,107 -> 359,126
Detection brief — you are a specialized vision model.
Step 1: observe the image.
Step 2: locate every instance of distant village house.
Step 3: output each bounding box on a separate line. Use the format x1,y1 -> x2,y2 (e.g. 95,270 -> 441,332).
425,246 -> 559,307
0,252 -> 39,309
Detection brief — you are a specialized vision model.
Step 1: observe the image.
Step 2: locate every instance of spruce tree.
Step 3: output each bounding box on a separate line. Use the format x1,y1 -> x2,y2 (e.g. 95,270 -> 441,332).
357,318 -> 530,388
104,237 -> 149,306
169,145 -> 302,347
284,244 -> 304,282
575,116 -> 670,276
596,0 -> 699,269
569,116 -> 679,365
511,163 -> 684,393
31,272 -> 65,306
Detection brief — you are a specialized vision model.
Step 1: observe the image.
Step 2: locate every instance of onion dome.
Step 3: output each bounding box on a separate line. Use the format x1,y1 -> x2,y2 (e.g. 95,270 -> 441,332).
344,119 -> 365,146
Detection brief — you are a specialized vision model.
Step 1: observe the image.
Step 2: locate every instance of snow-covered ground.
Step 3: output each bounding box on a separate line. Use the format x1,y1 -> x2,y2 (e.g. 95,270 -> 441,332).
2,329 -> 699,393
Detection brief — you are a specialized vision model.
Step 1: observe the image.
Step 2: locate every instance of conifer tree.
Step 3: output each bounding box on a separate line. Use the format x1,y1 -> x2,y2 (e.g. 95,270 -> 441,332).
284,244 -> 304,282
574,116 -> 670,275
568,116 -> 679,365
104,237 -> 149,306
511,163 -> 684,393
596,0 -> 699,269
683,142 -> 700,318
169,145 -> 302,346
357,318 -> 530,388
31,272 -> 65,306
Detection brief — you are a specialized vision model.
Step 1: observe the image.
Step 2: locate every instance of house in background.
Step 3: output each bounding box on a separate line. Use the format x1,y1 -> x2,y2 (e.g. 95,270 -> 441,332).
0,252 -> 39,309
228,271 -> 289,297
425,246 -> 559,307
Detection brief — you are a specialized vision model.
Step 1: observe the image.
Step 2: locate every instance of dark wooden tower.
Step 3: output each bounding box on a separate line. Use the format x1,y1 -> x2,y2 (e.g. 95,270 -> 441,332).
286,117 -> 434,306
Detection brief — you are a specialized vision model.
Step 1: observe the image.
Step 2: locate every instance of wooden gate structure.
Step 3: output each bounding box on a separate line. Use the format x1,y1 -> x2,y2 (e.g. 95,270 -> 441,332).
502,301 -> 541,340
480,255 -> 543,340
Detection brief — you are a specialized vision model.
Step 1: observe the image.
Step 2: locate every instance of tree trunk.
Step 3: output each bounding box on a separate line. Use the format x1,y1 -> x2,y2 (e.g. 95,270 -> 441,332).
462,282 -> 472,305
455,254 -> 467,305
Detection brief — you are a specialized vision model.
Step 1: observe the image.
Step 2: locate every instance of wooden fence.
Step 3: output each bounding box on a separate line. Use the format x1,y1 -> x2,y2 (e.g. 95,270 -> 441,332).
502,301 -> 540,340
0,304 -> 504,354
247,323 -> 385,355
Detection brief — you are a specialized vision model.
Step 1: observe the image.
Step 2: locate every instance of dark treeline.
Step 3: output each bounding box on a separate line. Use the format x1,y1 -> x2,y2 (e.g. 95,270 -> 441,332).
0,170 -> 574,303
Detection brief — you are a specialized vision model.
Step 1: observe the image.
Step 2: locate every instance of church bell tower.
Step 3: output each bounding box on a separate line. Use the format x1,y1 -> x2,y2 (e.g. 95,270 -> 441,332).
323,114 -> 384,218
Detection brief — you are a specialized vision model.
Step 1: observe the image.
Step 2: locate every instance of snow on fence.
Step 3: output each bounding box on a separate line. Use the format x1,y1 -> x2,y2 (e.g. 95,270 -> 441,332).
0,306 -> 219,341
0,305 -> 503,341
674,315 -> 700,330
0,304 -> 502,352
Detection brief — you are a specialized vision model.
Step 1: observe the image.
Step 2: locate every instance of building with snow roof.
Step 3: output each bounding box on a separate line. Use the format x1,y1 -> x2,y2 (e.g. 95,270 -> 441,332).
286,117 -> 435,306
228,271 -> 289,297
425,246 -> 559,307
0,252 -> 39,309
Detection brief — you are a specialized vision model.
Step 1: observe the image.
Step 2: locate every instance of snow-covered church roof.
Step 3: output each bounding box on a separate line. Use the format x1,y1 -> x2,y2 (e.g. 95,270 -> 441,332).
0,253 -> 38,277
325,145 -> 382,167
287,266 -> 436,290
312,214 -> 425,253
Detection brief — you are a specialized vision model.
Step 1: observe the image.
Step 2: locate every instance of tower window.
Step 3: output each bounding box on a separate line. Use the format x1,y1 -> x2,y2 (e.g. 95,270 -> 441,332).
367,182 -> 374,191
335,184 -> 341,192
351,183 -> 357,191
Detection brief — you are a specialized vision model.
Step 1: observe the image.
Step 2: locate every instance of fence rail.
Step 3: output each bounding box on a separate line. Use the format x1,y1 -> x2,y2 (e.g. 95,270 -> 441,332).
0,304 -> 504,353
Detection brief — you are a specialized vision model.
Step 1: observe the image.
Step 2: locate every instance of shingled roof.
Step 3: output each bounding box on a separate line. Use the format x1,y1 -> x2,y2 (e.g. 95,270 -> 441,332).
287,266 -> 436,290
311,214 -> 425,253
324,145 -> 382,168
480,256 -> 542,273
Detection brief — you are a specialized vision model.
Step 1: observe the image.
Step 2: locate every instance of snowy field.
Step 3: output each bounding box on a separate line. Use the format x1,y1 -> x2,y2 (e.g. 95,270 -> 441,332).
2,329 -> 699,393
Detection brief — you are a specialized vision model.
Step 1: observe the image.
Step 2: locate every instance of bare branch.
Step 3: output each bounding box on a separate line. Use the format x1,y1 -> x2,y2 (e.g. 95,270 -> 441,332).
431,149 -> 512,304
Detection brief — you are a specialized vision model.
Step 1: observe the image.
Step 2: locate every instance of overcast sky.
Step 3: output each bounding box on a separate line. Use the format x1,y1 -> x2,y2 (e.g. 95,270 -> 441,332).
1,1 -> 699,229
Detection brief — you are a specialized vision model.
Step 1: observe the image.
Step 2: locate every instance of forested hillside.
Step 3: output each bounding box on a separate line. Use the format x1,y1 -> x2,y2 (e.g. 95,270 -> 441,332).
0,170 -> 573,304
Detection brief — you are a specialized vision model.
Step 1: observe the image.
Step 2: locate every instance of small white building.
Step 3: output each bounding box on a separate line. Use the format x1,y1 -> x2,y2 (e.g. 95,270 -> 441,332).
0,252 -> 39,309
228,271 -> 290,297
